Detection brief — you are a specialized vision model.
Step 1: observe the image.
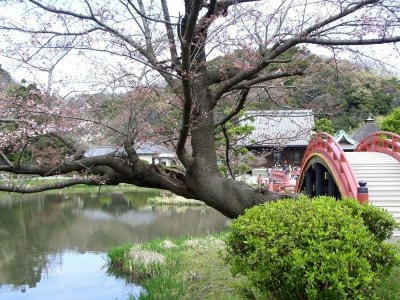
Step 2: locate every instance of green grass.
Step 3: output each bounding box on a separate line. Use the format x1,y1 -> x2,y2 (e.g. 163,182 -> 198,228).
108,233 -> 400,300
182,239 -> 257,299
0,178 -> 158,196
108,233 -> 254,299
108,243 -> 133,266
108,236 -> 191,299
375,265 -> 400,299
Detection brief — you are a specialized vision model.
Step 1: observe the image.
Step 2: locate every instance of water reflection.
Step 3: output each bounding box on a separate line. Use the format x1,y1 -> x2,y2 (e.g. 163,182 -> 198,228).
0,251 -> 145,300
0,191 -> 227,299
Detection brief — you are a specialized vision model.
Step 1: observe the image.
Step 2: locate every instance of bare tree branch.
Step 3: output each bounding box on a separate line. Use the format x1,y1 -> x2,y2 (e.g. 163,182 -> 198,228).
222,125 -> 235,179
160,0 -> 180,68
299,36 -> 400,46
300,0 -> 379,36
0,151 -> 13,168
126,0 -> 177,26
215,88 -> 249,127
233,70 -> 304,90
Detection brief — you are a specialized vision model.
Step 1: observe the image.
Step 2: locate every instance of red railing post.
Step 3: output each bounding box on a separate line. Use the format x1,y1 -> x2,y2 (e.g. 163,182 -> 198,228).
268,179 -> 273,192
357,180 -> 368,204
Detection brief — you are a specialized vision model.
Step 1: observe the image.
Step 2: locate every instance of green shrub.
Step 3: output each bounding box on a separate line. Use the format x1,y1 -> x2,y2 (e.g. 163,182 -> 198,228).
381,106 -> 400,135
341,198 -> 399,241
224,196 -> 400,299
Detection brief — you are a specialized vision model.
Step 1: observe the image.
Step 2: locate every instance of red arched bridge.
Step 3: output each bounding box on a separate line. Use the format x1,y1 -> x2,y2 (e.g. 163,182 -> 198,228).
293,131 -> 400,237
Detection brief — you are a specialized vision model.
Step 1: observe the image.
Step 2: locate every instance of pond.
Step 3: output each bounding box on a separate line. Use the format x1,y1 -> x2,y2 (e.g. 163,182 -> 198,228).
0,190 -> 228,299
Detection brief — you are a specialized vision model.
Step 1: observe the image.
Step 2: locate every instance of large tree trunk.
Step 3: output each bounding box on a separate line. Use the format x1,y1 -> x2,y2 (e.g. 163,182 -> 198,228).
181,86 -> 292,218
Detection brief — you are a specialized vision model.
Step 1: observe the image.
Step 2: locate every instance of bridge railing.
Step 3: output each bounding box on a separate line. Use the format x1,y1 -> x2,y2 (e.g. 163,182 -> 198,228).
296,132 -> 359,199
355,131 -> 400,161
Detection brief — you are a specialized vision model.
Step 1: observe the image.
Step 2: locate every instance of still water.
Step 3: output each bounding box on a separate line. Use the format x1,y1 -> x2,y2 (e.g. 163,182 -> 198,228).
0,191 -> 228,299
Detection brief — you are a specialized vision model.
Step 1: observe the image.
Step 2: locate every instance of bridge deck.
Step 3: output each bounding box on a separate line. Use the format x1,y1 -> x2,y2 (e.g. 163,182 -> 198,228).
345,152 -> 400,237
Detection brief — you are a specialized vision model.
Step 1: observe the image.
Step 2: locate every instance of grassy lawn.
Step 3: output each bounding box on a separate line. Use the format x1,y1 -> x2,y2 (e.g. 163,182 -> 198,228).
374,265 -> 400,299
182,240 -> 258,299
108,233 -> 400,299
0,177 -> 158,196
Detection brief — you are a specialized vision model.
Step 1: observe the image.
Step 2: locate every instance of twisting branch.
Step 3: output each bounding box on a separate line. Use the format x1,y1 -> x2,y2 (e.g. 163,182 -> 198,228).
160,0 -> 180,68
212,39 -> 298,102
233,70 -> 304,90
126,0 -> 177,26
16,140 -> 30,166
212,0 -> 386,103
207,59 -> 292,85
300,0 -> 379,36
0,156 -> 128,177
0,26 -> 100,36
27,0 -> 150,62
0,151 -> 13,168
299,36 -> 400,46
222,125 -> 235,179
215,88 -> 249,127
176,0 -> 203,166
135,0 -> 155,53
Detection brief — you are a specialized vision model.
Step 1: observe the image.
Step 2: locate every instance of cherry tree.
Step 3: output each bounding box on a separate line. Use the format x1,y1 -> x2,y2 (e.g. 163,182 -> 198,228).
0,0 -> 399,218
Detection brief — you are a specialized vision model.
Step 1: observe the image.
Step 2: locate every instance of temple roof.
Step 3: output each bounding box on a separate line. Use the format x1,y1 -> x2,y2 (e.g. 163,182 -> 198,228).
84,142 -> 174,158
240,110 -> 315,147
351,117 -> 380,143
334,130 -> 357,150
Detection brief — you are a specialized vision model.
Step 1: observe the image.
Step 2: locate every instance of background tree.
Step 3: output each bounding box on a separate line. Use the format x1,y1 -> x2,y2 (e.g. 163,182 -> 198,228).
1,0 -> 400,218
0,65 -> 13,90
381,107 -> 400,135
314,118 -> 335,135
284,55 -> 400,131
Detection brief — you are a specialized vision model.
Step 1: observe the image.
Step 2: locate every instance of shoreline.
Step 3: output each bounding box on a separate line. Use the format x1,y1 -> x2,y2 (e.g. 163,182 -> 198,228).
147,194 -> 204,206
107,232 -> 253,299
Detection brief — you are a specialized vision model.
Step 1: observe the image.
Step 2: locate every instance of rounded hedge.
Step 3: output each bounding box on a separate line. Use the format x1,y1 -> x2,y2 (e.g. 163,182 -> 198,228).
224,196 -> 400,299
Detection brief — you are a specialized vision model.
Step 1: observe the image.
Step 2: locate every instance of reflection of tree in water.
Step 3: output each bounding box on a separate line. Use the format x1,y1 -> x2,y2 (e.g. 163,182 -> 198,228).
0,191 -> 158,289
94,191 -> 159,215
0,194 -> 77,289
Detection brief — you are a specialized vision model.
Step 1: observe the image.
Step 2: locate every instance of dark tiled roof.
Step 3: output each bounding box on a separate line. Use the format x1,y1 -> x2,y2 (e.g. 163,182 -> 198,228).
351,121 -> 380,142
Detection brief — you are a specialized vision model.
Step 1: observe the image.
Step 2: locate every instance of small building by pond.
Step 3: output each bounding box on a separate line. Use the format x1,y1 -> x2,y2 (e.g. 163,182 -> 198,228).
84,142 -> 177,166
334,130 -> 357,152
351,116 -> 381,143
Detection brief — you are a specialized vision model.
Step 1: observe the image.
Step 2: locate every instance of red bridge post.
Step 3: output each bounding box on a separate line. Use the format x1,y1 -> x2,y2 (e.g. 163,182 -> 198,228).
357,180 -> 368,204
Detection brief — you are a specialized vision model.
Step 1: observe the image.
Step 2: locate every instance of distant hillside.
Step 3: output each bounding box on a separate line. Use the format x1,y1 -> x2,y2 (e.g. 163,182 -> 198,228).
244,50 -> 400,132
0,65 -> 13,90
